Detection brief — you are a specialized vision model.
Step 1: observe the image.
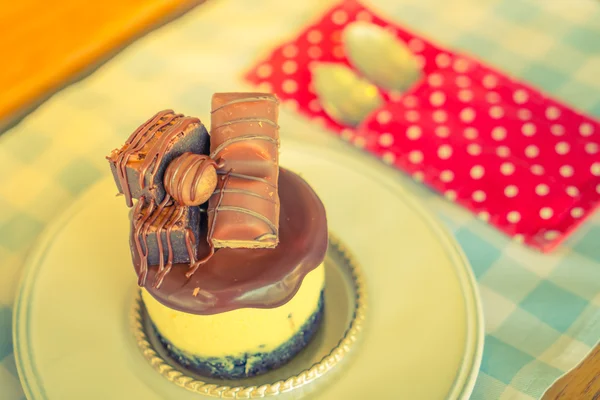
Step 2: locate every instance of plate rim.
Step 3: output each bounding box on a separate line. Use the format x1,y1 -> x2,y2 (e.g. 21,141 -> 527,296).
13,140 -> 484,400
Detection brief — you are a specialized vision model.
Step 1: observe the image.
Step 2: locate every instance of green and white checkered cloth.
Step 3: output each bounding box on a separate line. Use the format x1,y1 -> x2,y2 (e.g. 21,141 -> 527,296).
1,0 -> 599,399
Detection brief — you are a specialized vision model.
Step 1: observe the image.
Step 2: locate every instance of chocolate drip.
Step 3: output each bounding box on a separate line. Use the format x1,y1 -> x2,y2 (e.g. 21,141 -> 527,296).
210,95 -> 279,113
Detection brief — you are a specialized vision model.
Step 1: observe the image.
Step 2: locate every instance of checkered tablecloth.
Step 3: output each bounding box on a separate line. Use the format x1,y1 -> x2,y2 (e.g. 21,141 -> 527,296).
0,0 -> 599,399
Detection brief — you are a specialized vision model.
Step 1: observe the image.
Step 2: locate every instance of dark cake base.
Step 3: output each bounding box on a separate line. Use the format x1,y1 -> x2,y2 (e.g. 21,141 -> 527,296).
153,291 -> 325,380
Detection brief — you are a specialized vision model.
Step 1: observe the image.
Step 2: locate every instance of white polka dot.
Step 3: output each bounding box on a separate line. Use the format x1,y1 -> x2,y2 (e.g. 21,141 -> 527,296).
571,207 -> 584,218
445,190 -> 457,200
332,46 -> 345,59
403,96 -> 418,108
413,171 -> 425,182
478,211 -> 490,222
540,207 -> 554,220
460,108 -> 476,123
580,122 -> 594,137
458,89 -> 473,102
486,92 -> 501,104
436,126 -> 450,138
378,133 -> 394,147
551,124 -> 565,136
356,10 -> 373,22
491,126 -> 507,141
507,211 -> 521,223
536,184 -> 550,196
435,53 -> 451,68
464,127 -> 478,140
331,10 -> 348,25
585,142 -> 598,154
408,38 -> 425,52
453,58 -> 470,73
505,185 -> 518,197
456,75 -> 471,88
409,150 -> 423,163
513,89 -> 529,104
389,91 -> 403,102
525,145 -> 539,158
307,30 -> 323,44
470,165 -> 485,179
376,110 -> 392,124
430,91 -> 446,107
440,170 -> 454,182
546,106 -> 560,120
406,126 -> 422,140
437,144 -> 453,159
282,60 -> 297,75
284,99 -> 299,110
340,129 -> 353,141
308,46 -> 322,59
382,151 -> 395,164
497,146 -> 511,158
489,106 -> 504,119
522,123 -> 536,136
428,73 -> 443,87
313,116 -> 326,128
472,190 -> 486,202
555,142 -> 570,155
591,162 -> 600,176
531,165 -> 545,175
282,79 -> 298,94
518,109 -> 532,121
257,64 -> 272,78
482,74 -> 498,89
353,136 -> 366,148
467,143 -> 482,156
433,110 -> 448,123
566,186 -> 579,197
405,110 -> 419,122
307,81 -> 316,94
544,231 -> 560,241
500,162 -> 515,176
514,234 -> 525,243
282,44 -> 298,58
308,99 -> 321,112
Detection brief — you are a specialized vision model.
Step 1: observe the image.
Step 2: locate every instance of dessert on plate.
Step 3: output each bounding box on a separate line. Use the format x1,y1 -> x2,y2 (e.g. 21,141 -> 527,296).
106,92 -> 328,379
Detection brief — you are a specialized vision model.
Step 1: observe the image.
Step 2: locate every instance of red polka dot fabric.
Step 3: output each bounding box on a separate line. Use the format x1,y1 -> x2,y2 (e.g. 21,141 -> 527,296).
245,0 -> 600,251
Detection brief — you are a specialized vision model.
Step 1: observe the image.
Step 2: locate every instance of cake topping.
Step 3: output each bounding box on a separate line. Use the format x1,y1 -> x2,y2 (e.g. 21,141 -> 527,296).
208,93 -> 281,249
163,153 -> 218,206
133,168 -> 328,314
107,110 -> 210,207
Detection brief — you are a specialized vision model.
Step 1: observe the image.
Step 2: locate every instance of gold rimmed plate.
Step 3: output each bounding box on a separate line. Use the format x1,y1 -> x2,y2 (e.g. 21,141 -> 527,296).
13,141 -> 483,399
132,236 -> 367,398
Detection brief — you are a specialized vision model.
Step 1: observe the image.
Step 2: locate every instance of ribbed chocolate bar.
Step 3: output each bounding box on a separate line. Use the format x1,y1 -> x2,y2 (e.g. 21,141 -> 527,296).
208,93 -> 280,249
107,110 -> 210,207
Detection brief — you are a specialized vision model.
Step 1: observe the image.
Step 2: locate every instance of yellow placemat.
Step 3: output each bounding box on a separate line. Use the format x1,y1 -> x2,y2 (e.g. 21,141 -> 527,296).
0,0 -> 202,130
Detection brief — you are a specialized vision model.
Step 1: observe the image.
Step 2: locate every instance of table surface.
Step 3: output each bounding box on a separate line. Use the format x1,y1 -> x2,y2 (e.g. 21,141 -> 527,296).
0,1 -> 599,399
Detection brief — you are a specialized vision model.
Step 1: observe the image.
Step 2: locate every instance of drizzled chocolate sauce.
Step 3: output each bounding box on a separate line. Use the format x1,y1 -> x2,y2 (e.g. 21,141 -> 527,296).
132,168 -> 327,315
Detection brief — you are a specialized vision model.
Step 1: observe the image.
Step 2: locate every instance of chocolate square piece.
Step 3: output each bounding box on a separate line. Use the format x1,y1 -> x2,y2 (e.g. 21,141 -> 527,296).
208,93 -> 280,249
107,110 -> 210,207
130,198 -> 201,285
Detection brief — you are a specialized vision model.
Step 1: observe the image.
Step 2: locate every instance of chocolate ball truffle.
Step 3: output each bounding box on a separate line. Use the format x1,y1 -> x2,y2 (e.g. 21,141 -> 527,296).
164,153 -> 217,206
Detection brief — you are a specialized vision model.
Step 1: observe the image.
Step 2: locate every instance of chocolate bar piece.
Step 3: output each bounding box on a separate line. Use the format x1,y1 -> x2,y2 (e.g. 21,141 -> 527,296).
107,110 -> 210,207
208,93 -> 280,249
130,198 -> 200,287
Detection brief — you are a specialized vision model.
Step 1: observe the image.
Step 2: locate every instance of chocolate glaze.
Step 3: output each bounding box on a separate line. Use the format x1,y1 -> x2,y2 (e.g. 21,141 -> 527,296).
133,168 -> 327,315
